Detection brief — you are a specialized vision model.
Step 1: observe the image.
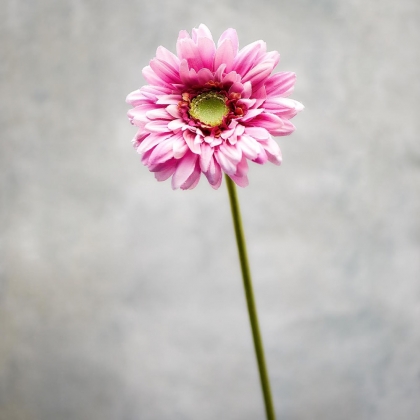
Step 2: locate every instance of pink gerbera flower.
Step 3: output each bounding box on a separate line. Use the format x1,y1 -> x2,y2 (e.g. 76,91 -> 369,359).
126,24 -> 303,190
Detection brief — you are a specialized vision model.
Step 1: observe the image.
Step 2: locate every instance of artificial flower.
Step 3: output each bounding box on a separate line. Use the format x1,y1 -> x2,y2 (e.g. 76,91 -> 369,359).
126,24 -> 303,189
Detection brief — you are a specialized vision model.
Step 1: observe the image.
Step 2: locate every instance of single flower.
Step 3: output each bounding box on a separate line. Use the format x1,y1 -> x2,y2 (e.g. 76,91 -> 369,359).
126,24 -> 303,190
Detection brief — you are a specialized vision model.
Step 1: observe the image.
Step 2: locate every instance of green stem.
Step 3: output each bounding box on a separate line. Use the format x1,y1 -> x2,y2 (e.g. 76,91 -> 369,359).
225,175 -> 276,420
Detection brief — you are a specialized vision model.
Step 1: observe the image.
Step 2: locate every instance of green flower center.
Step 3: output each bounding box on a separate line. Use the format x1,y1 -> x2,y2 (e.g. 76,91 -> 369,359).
189,91 -> 228,127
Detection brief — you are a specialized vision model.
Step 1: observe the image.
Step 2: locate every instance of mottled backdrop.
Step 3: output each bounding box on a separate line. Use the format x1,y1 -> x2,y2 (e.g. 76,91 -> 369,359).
1,1 -> 420,419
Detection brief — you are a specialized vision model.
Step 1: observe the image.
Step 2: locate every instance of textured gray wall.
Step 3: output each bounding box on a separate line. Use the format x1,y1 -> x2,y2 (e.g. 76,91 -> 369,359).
1,0 -> 420,419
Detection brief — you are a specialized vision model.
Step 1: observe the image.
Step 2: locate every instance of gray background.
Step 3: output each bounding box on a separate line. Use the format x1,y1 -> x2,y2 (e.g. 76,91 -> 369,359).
1,0 -> 420,419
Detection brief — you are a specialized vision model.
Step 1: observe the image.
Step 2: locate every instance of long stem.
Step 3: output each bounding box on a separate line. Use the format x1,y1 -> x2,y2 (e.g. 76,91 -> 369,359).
225,175 -> 276,420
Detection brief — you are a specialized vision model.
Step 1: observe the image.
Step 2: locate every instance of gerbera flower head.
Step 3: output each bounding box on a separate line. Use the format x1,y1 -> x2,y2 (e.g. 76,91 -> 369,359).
126,24 -> 303,190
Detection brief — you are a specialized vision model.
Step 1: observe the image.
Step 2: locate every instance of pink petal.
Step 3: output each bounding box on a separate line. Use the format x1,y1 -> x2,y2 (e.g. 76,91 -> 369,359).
222,71 -> 240,86
150,58 -> 181,84
228,81 -> 245,95
156,94 -> 182,105
204,157 -> 222,189
242,62 -> 274,92
141,148 -> 153,166
214,39 -> 235,73
176,30 -> 191,58
126,90 -> 146,106
234,156 -> 249,177
179,60 -> 199,86
142,85 -> 173,98
145,120 -> 171,133
167,119 -> 186,131
220,124 -> 237,140
251,113 -> 285,135
166,104 -> 181,119
191,24 -> 213,42
149,138 -> 174,164
252,85 -> 267,108
197,68 -> 214,85
262,51 -> 280,69
132,130 -> 148,149
156,46 -> 180,70
218,28 -> 239,56
239,108 -> 264,122
128,105 -> 155,125
136,133 -> 166,155
263,97 -> 304,118
254,148 -> 268,164
177,38 -> 203,71
197,36 -> 216,70
199,142 -> 213,172
229,156 -> 249,186
274,119 -> 296,136
142,65 -> 171,88
154,159 -> 177,181
146,108 -> 172,120
219,143 -> 242,164
215,149 -> 237,175
265,72 -> 296,97
180,161 -> 201,190
237,134 -> 260,160
244,126 -> 270,140
213,63 -> 226,82
260,137 -> 282,165
171,151 -> 198,189
242,81 -> 253,99
183,130 -> 201,154
172,133 -> 189,159
229,173 -> 249,188
233,41 -> 265,76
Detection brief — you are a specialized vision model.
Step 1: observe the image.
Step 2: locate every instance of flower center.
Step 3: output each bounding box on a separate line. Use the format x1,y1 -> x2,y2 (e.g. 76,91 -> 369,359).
189,91 -> 228,127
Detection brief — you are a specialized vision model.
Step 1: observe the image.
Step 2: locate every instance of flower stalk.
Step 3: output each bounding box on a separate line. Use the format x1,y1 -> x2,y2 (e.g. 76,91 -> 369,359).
225,175 -> 276,420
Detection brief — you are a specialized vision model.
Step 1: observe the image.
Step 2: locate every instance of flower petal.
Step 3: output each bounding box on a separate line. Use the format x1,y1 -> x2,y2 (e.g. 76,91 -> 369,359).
218,28 -> 239,56
149,138 -> 174,164
142,65 -> 171,88
251,113 -> 285,135
179,59 -> 199,86
263,97 -> 304,118
145,120 -> 171,133
167,119 -> 186,131
242,62 -> 274,92
244,126 -> 270,140
233,41 -> 265,76
191,24 -> 213,42
172,133 -> 189,159
273,119 -> 296,136
265,72 -> 296,97
237,134 -> 260,160
260,136 -> 282,165
199,142 -> 213,172
183,130 -> 201,154
146,108 -> 172,120
219,143 -> 242,164
136,133 -> 167,155
181,160 -> 201,190
156,46 -> 180,70
171,151 -> 198,189
177,38 -> 203,71
197,36 -> 216,70
214,38 -> 235,73
204,157 -> 223,189
156,94 -> 182,105
166,104 -> 182,119
150,58 -> 181,84
215,149 -> 237,175
154,159 -> 177,181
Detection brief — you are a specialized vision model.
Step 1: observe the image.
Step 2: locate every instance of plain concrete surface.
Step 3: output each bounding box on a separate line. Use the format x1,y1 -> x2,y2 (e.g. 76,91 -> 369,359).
1,1 -> 420,419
